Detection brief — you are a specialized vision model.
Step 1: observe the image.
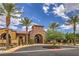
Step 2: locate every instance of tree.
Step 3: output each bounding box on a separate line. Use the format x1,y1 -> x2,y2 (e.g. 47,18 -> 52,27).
66,16 -> 79,45
49,22 -> 59,31
0,3 -> 22,48
65,33 -> 79,45
20,17 -> 32,44
46,29 -> 65,45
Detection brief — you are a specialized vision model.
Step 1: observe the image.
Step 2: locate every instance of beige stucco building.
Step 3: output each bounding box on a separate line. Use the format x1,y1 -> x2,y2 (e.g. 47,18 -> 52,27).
0,25 -> 46,46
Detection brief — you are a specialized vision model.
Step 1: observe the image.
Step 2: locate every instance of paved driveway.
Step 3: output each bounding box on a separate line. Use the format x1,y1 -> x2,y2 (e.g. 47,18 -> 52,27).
0,45 -> 79,56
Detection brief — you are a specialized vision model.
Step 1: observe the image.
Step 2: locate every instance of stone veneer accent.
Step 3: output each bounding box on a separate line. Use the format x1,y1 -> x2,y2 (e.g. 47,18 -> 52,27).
29,25 -> 46,44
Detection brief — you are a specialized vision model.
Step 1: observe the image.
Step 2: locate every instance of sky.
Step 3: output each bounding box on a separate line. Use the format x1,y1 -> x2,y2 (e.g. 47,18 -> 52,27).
1,3 -> 79,33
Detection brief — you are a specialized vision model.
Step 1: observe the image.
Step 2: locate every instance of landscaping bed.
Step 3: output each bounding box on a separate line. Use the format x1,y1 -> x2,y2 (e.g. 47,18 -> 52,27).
43,45 -> 62,49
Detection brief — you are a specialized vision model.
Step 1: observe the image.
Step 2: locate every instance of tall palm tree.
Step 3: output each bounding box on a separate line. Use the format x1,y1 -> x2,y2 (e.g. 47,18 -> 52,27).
49,22 -> 59,31
66,16 -> 79,45
0,3 -> 22,48
20,17 -> 32,44
49,22 -> 59,44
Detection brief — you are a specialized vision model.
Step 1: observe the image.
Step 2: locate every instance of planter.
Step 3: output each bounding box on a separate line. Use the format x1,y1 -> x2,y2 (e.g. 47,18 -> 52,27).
43,45 -> 61,49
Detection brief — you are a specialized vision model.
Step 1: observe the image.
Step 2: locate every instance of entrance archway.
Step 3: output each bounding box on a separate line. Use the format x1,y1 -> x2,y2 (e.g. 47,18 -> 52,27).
0,33 -> 11,45
34,34 -> 43,43
18,36 -> 24,45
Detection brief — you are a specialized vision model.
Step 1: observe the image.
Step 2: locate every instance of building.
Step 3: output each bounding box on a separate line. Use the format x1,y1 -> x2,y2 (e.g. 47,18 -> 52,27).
0,25 -> 46,46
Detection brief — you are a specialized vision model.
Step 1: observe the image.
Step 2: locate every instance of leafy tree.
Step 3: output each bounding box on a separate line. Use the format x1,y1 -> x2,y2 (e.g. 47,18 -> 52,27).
46,29 -> 65,45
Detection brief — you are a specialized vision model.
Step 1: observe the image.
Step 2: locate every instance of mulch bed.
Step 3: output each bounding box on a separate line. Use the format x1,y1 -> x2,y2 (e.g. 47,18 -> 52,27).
43,46 -> 62,49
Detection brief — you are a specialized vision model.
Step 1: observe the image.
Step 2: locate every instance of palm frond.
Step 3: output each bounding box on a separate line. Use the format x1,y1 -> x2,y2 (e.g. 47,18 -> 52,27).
49,22 -> 59,30
66,16 -> 79,25
11,15 -> 21,19
0,4 -> 5,15
0,3 -> 22,18
20,17 -> 32,27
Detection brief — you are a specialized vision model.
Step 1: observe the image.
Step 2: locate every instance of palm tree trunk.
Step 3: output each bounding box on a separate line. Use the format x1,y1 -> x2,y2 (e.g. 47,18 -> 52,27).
26,27 -> 28,44
53,40 -> 56,46
6,16 -> 10,48
73,23 -> 76,45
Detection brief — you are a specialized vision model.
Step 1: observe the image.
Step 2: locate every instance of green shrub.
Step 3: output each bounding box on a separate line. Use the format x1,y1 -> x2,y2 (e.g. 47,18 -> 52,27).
28,39 -> 35,44
46,29 -> 65,42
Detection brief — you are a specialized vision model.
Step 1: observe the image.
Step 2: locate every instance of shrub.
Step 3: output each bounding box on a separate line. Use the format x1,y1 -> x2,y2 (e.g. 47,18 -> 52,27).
28,39 -> 35,44
46,29 -> 65,43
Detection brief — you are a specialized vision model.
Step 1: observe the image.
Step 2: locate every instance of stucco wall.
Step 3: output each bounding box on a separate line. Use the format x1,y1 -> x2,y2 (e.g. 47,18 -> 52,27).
0,29 -> 17,44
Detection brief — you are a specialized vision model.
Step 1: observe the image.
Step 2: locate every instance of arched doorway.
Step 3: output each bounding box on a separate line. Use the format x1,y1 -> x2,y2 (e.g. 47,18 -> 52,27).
34,34 -> 43,43
18,36 -> 24,45
0,33 -> 11,45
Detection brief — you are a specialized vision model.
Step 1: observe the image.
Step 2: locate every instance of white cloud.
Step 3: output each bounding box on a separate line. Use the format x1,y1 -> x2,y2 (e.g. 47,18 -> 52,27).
0,16 -> 19,30
59,24 -> 72,30
0,15 -> 21,31
53,4 -> 69,20
59,24 -> 79,31
31,22 -> 39,25
44,28 -> 47,31
42,3 -> 79,20
64,3 -> 79,13
0,26 -> 4,28
0,16 -> 6,26
10,18 -> 21,25
21,6 -> 24,12
22,26 -> 32,31
0,16 -> 21,26
43,4 -> 50,13
43,3 -> 69,20
76,24 -> 79,31
42,3 -> 55,13
0,20 -> 5,25
9,25 -> 18,30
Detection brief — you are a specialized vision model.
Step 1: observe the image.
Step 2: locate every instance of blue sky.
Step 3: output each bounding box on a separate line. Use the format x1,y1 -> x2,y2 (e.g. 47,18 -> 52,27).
1,3 -> 79,33
16,3 -> 65,27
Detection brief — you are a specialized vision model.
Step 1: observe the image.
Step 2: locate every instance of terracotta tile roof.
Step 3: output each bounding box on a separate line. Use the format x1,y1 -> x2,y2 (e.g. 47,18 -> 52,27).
16,31 -> 26,34
32,25 -> 44,27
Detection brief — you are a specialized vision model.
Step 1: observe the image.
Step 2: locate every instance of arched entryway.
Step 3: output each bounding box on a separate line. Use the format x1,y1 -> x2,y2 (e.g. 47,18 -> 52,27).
34,34 -> 43,43
18,36 -> 24,45
0,33 -> 11,45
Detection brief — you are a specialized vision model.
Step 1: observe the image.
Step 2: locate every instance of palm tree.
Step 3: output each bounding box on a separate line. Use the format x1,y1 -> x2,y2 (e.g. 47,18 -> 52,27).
20,17 -> 32,44
0,3 -> 22,48
49,22 -> 59,31
49,22 -> 59,45
66,16 -> 79,45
